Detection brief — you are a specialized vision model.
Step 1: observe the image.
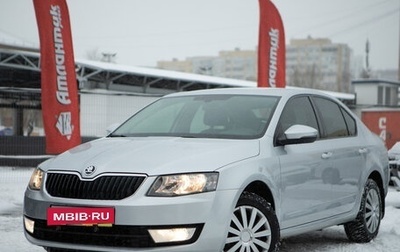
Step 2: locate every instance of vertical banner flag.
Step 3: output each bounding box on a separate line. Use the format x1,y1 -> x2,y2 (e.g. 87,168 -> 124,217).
33,0 -> 81,154
258,0 -> 286,88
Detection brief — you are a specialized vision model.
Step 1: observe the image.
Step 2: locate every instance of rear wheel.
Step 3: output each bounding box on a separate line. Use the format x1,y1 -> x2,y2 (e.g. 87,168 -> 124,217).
223,192 -> 280,252
344,179 -> 382,243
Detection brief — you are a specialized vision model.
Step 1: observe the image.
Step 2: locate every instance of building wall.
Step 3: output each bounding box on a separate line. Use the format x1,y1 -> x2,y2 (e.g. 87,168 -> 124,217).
157,38 -> 353,92
80,91 -> 157,137
353,80 -> 400,107
157,48 -> 258,81
286,37 -> 352,92
217,49 -> 257,81
157,58 -> 193,73
355,84 -> 378,105
0,92 -> 157,138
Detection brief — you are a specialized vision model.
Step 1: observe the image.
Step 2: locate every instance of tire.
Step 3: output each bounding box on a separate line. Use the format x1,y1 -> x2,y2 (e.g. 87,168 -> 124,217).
223,191 -> 280,252
344,179 -> 382,243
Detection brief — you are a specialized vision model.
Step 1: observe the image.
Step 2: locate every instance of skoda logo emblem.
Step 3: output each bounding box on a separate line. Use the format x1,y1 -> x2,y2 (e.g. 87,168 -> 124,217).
84,165 -> 96,176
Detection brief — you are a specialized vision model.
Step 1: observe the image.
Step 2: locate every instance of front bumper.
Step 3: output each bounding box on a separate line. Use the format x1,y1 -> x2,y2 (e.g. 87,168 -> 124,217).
24,218 -> 204,250
23,176 -> 238,252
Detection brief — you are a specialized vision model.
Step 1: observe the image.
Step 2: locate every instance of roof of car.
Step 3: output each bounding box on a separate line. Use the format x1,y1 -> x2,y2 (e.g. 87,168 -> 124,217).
165,87 -> 332,99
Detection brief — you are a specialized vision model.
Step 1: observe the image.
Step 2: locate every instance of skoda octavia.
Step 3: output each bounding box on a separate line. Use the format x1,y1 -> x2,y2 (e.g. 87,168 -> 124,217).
24,88 -> 389,252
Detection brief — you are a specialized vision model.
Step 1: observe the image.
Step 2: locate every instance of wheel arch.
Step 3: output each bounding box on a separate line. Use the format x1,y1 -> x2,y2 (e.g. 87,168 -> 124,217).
243,180 -> 276,211
368,171 -> 386,218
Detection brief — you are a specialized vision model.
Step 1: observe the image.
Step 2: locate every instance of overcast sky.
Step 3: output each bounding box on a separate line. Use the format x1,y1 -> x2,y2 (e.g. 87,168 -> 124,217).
0,0 -> 398,70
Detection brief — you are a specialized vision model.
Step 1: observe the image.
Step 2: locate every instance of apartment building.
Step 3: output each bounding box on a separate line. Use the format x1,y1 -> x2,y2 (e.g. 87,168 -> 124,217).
157,37 -> 353,92
157,48 -> 257,81
286,37 -> 353,92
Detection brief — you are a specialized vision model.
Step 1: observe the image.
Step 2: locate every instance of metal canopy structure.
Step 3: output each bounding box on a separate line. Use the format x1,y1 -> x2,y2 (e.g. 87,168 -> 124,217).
0,49 -> 41,88
0,44 -> 356,106
0,45 -> 256,100
75,59 -> 257,94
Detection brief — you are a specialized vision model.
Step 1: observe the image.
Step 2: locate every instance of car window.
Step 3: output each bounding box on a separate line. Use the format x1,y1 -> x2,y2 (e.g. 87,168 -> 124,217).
341,108 -> 357,136
111,95 -> 280,139
126,100 -> 186,133
313,96 -> 351,139
276,96 -> 319,137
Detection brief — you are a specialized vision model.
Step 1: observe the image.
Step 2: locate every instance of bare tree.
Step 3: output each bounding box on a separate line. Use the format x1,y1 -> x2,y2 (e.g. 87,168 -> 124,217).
288,64 -> 324,90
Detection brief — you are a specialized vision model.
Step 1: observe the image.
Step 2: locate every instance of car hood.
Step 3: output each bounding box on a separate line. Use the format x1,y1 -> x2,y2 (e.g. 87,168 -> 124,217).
41,137 -> 260,177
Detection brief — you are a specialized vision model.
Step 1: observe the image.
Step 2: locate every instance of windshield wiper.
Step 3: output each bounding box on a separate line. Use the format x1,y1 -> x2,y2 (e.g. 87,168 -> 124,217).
179,135 -> 198,138
108,134 -> 127,137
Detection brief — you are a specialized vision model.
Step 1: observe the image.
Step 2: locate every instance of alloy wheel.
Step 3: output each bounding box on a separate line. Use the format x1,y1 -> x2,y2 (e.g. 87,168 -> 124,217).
225,205 -> 272,252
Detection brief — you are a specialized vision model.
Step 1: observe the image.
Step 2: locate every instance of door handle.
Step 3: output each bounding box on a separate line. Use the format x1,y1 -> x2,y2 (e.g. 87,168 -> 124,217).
321,152 -> 333,159
359,148 -> 368,154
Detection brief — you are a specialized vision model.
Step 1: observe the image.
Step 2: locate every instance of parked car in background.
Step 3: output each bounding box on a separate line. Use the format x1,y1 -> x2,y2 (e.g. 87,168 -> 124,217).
0,126 -> 13,136
388,142 -> 400,190
24,88 -> 389,252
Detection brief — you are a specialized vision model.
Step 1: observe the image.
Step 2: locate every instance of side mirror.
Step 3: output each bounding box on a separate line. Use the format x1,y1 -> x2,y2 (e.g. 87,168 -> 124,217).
277,124 -> 318,146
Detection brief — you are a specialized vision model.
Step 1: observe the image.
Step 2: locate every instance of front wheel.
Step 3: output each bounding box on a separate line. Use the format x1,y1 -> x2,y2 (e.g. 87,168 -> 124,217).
344,179 -> 382,243
223,192 -> 280,252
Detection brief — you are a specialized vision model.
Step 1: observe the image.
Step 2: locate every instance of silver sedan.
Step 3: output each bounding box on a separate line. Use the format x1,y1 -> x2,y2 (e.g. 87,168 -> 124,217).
24,87 -> 389,252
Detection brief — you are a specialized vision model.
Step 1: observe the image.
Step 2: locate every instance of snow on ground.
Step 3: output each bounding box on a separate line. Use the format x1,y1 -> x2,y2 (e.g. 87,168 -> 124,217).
0,167 -> 43,252
0,167 -> 399,252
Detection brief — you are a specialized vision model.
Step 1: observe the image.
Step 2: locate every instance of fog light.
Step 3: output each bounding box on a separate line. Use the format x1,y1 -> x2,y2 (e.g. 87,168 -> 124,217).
24,216 -> 35,234
148,228 -> 196,243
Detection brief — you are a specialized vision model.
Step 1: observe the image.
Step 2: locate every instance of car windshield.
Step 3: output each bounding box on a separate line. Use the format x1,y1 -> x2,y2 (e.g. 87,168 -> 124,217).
110,94 -> 280,139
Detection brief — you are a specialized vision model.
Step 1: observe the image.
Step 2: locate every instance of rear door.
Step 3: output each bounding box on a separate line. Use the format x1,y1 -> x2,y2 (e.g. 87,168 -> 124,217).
275,95 -> 335,229
311,96 -> 365,214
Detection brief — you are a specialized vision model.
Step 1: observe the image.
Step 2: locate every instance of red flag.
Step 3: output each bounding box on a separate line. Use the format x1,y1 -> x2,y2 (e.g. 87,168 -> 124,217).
33,0 -> 81,154
258,0 -> 286,88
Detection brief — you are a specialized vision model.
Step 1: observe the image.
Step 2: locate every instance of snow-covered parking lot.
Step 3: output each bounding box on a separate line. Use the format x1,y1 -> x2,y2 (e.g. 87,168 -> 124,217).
1,167 -> 399,252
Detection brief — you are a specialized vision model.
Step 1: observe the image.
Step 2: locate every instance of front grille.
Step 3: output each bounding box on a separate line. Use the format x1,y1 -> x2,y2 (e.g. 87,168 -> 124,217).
45,173 -> 145,200
28,218 -> 203,248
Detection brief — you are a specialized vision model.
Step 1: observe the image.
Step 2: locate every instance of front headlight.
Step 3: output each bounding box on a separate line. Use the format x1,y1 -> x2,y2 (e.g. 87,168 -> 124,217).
28,168 -> 44,190
148,172 -> 218,196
